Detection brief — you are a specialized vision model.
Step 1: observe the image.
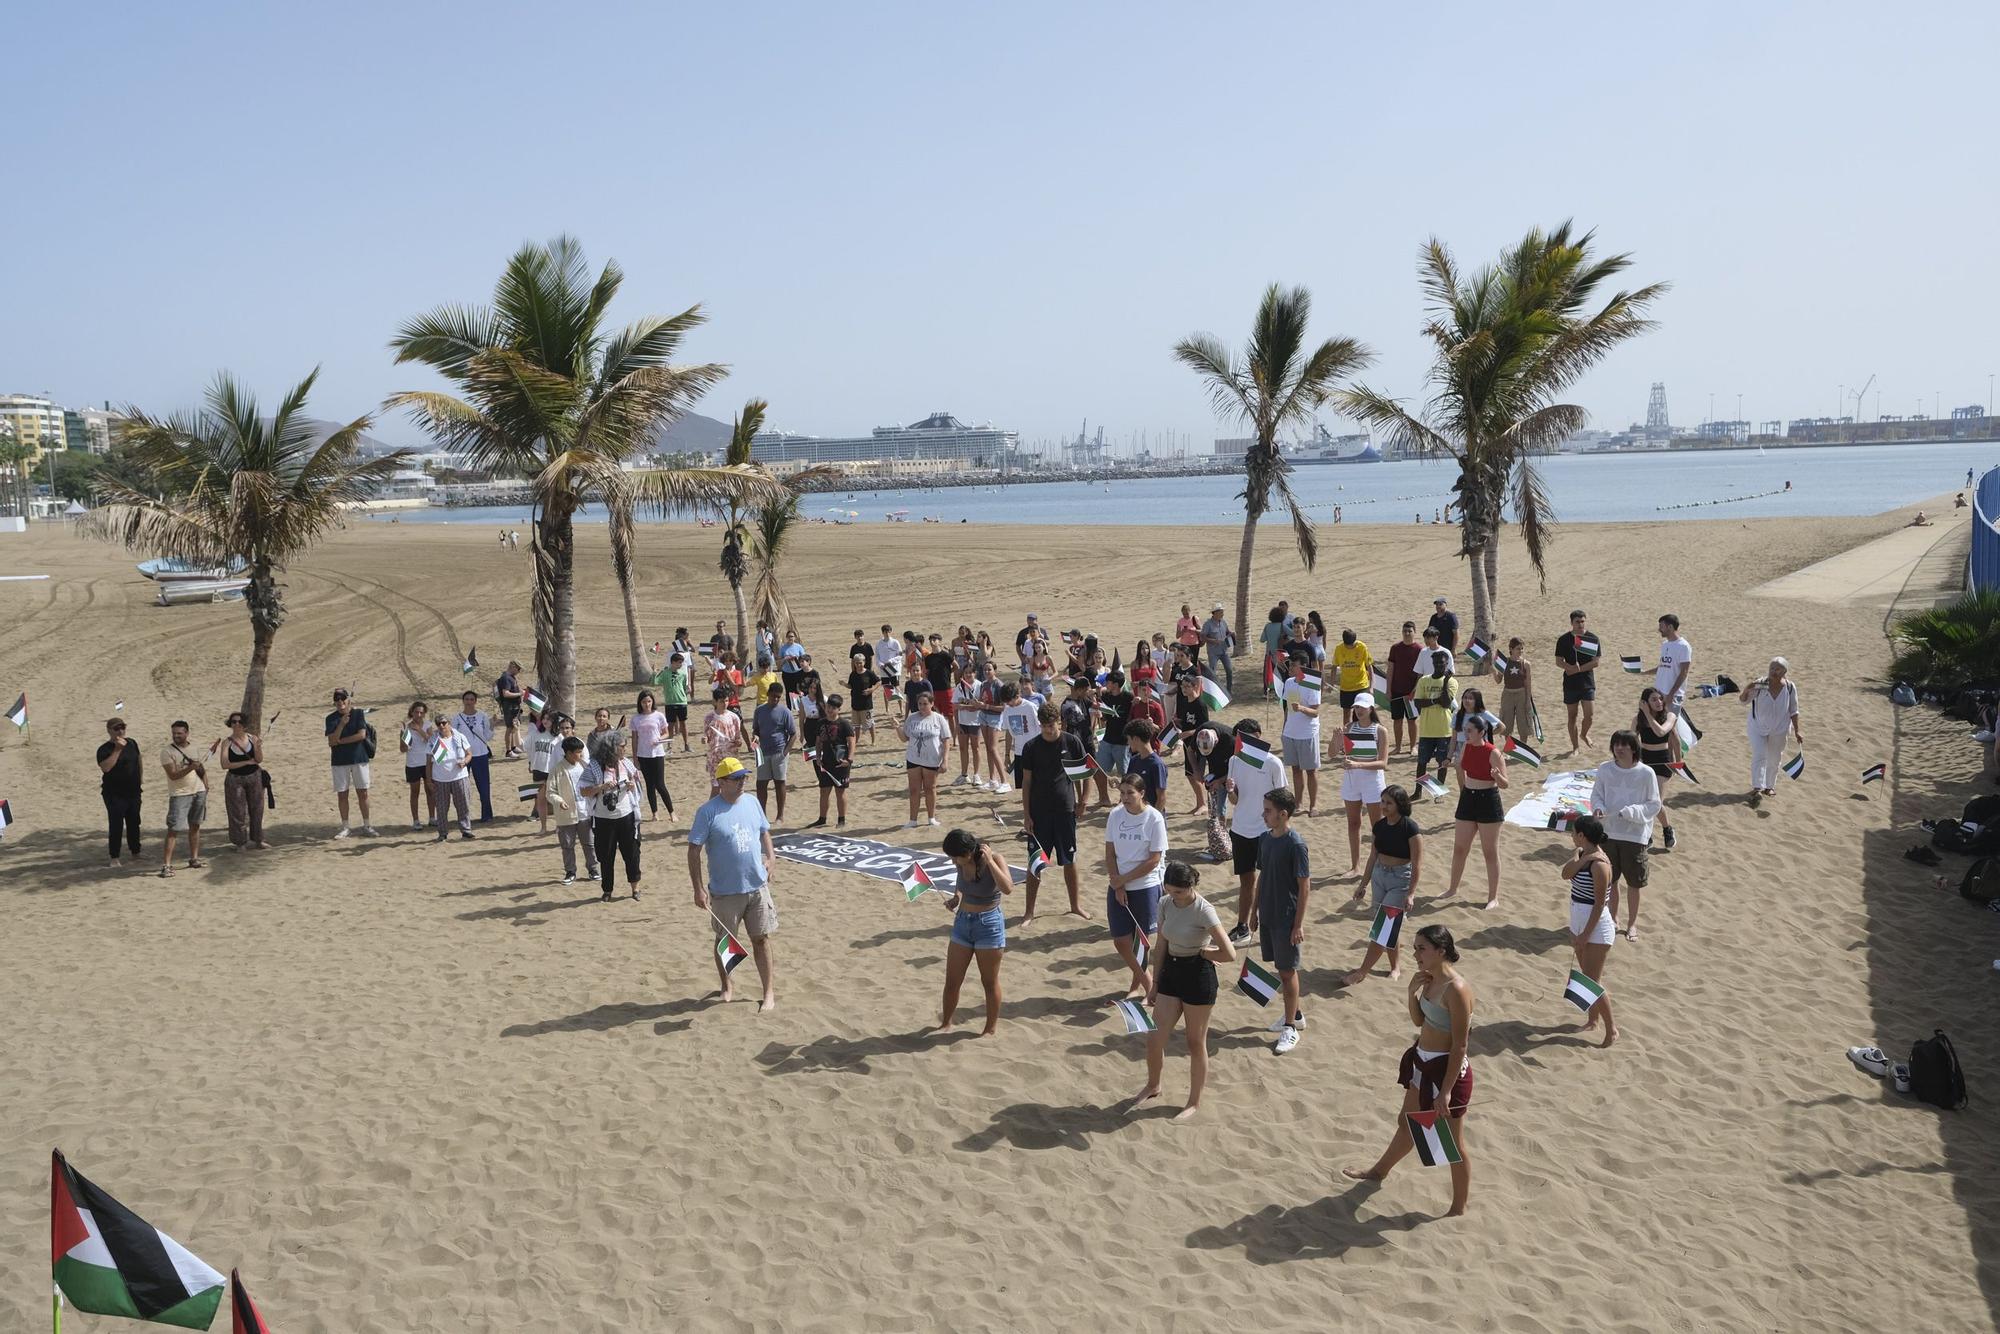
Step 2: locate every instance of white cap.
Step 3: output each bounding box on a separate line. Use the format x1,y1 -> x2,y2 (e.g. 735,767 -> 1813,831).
1353,692 -> 1375,710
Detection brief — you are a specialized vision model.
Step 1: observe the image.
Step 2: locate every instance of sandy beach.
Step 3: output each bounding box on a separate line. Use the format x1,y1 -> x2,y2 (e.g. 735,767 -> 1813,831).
3,498 -> 1997,1332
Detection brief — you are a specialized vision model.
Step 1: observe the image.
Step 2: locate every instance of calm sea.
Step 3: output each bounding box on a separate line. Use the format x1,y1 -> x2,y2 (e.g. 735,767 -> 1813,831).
374,441 -> 1995,530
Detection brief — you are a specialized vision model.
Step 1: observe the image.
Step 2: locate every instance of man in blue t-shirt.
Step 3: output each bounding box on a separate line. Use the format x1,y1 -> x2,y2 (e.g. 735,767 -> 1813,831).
750,683 -> 796,820
688,757 -> 778,1009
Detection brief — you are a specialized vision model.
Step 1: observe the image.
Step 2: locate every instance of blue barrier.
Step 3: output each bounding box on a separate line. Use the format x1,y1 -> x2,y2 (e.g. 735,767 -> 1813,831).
1973,466 -> 2000,595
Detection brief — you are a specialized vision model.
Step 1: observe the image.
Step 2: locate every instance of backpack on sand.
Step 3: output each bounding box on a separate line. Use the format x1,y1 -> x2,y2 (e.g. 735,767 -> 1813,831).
1932,820 -> 2000,857
1907,1030 -> 1967,1110
1959,858 -> 2000,905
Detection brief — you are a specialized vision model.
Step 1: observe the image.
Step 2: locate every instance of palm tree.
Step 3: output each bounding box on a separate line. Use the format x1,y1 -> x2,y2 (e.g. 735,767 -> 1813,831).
389,237 -> 784,719
717,399 -> 767,656
1340,224 -> 1665,644
87,370 -> 406,725
1174,284 -> 1372,657
749,490 -> 804,640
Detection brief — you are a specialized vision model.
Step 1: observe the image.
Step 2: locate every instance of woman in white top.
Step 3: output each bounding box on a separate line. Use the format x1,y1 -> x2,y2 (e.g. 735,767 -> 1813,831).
898,689 -> 950,828
1104,772 -> 1169,998
628,689 -> 674,821
1337,693 -> 1389,874
1137,860 -> 1237,1121
545,734 -> 599,885
951,666 -> 985,788
580,729 -> 643,903
524,711 -> 561,833
1739,656 -> 1802,800
398,701 -> 436,829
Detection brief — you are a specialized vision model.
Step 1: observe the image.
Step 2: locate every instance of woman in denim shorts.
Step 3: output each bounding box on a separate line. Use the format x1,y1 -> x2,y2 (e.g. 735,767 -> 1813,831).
937,828 -> 1013,1035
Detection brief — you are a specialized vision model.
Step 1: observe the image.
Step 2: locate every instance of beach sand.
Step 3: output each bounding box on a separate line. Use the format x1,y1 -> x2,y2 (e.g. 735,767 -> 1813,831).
2,498 -> 1996,1332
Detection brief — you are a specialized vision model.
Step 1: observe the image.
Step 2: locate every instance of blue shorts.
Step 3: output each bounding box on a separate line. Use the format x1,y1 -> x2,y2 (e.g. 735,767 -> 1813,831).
1095,741 -> 1128,775
950,905 -> 1006,950
1107,884 -> 1161,939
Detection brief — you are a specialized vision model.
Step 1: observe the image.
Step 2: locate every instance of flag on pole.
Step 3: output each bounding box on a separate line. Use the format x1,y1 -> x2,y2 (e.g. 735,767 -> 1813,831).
1233,732 -> 1271,769
715,932 -> 748,975
1369,905 -> 1402,949
1783,751 -> 1805,780
1465,638 -> 1491,665
1406,1111 -> 1463,1167
1620,655 -> 1643,673
51,1150 -> 225,1328
1198,677 -> 1230,711
1237,958 -> 1279,1006
1503,737 -> 1542,768
1417,774 -> 1447,800
698,644 -> 716,658
0,797 -> 12,837
1493,652 -> 1513,675
1158,723 -> 1180,751
1130,929 -> 1150,971
1114,999 -> 1155,1034
1370,667 -> 1389,696
1670,759 -> 1701,786
1345,730 -> 1379,761
1531,700 -> 1545,743
5,692 -> 25,728
1062,754 -> 1098,780
1545,808 -> 1578,831
1027,843 -> 1049,876
461,645 -> 478,675
516,783 -> 539,802
1563,969 -> 1605,1012
901,863 -> 938,900
1298,668 -> 1323,693
1861,762 -> 1886,784
522,686 -> 547,715
1675,713 -> 1703,751
1575,638 -> 1600,661
231,1270 -> 272,1334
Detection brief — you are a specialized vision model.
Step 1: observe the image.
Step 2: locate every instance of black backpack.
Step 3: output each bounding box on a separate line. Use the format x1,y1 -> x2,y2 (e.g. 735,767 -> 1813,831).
1960,857 -> 2000,905
1932,819 -> 2000,857
1962,794 -> 2000,827
1715,673 -> 1739,695
1907,1030 -> 1967,1110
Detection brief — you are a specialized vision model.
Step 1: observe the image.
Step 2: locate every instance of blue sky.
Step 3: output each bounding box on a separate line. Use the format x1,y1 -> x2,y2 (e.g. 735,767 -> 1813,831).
10,2 -> 1998,452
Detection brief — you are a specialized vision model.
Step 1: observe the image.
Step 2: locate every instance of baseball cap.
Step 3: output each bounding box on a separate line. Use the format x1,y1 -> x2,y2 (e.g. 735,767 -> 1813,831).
1433,596 -> 1448,605
1212,603 -> 1225,612
1353,692 -> 1376,710
1027,612 -> 1039,620
714,756 -> 749,780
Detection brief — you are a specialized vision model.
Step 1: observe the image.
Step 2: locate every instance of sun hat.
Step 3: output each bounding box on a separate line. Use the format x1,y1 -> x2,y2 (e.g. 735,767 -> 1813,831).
714,756 -> 749,780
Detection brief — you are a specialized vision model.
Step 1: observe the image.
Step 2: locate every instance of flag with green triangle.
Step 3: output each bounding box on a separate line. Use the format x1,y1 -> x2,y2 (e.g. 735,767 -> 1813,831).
51,1150 -> 225,1328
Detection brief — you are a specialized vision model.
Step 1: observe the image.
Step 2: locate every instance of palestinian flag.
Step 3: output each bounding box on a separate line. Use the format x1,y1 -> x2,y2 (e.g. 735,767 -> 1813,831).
715,931 -> 748,975
1670,760 -> 1701,786
698,644 -> 716,659
1575,637 -> 1600,661
1406,1111 -> 1463,1167
1298,668 -> 1323,693
51,1150 -> 225,1328
115,700 -> 125,712
901,863 -> 938,901
1783,752 -> 1805,780
1237,958 -> 1279,1006
522,686 -> 547,715
1234,732 -> 1271,770
1465,638 -> 1491,664
1027,844 -> 1049,876
516,782 -> 540,803
1198,677 -> 1230,710
0,797 -> 11,837
1675,713 -> 1703,752
1369,905 -> 1402,949
1130,929 -> 1150,971
1114,999 -> 1155,1034
1063,753 -> 1098,781
1620,655 -> 1643,673
1531,700 -> 1545,743
5,692 -> 25,728
1370,667 -> 1389,696
1158,724 -> 1180,750
1345,730 -> 1379,761
1503,737 -> 1542,768
1417,775 -> 1447,800
1545,808 -> 1578,831
1862,762 -> 1886,784
1563,969 -> 1604,1012
1493,652 -> 1513,675
461,645 -> 478,675
429,736 -> 450,766
231,1270 -> 272,1334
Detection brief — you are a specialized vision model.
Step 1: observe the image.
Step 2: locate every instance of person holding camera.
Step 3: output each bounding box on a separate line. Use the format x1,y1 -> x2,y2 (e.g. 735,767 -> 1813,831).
159,719 -> 208,876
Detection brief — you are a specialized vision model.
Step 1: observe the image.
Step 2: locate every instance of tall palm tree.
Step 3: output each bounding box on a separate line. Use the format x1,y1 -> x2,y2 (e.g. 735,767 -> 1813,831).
87,370 -> 406,724
1175,284 -> 1372,657
1340,224 -> 1665,643
389,237 -> 784,719
718,399 -> 766,656
749,490 -> 804,640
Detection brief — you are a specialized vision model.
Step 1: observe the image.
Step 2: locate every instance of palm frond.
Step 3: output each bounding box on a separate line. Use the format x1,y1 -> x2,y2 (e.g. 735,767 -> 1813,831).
727,399 -> 769,467
1171,335 -> 1250,423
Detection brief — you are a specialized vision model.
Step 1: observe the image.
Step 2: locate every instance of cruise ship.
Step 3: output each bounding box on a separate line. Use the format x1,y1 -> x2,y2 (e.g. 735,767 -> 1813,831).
750,412 -> 1024,469
1284,425 -> 1381,464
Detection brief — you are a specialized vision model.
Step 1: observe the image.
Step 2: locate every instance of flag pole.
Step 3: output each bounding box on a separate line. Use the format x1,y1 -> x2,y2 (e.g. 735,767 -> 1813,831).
53,1282 -> 62,1333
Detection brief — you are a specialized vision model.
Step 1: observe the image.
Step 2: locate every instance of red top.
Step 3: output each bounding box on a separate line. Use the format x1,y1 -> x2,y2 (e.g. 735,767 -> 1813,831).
1460,741 -> 1496,781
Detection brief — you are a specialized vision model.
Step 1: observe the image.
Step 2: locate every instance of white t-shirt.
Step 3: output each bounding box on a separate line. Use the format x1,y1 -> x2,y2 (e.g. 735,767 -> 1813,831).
526,724 -> 559,773
630,711 -> 666,759
953,681 -> 984,727
1656,637 -> 1694,702
430,731 -> 472,783
1279,678 -> 1320,742
1000,700 -> 1040,750
1105,803 -> 1169,889
402,720 -> 435,769
903,712 -> 949,767
584,757 -> 641,819
1228,751 -> 1276,837
875,638 -> 903,674
454,711 -> 493,759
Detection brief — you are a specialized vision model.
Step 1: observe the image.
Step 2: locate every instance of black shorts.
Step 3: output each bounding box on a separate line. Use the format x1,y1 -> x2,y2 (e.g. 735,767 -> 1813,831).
1647,762 -> 1675,783
1029,803 -> 1078,867
530,770 -> 548,784
1454,786 -> 1504,824
664,704 -> 688,723
1563,677 -> 1596,704
1339,689 -> 1362,710
1231,830 -> 1263,875
1157,953 -> 1219,1006
1389,695 -> 1417,721
818,766 -> 851,790
405,766 -> 427,786
1182,745 -> 1205,777
500,704 -> 522,723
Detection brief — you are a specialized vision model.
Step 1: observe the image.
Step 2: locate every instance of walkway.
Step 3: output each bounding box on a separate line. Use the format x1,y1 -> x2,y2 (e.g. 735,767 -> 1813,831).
1749,511 -> 1970,611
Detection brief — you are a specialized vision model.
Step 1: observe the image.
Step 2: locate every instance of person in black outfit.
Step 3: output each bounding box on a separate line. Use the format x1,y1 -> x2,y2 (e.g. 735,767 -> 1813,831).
805,693 -> 855,828
96,716 -> 143,865
923,635 -> 956,735
1014,702 -> 1087,923
1427,597 -> 1460,653
1554,608 -> 1601,753
1173,674 -> 1211,815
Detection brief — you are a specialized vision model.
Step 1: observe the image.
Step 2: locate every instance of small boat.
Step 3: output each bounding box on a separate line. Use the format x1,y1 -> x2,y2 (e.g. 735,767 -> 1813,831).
156,578 -> 250,606
137,557 -> 247,581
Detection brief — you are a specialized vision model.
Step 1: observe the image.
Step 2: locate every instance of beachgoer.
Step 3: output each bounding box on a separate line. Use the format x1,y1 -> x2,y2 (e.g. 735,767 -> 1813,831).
1135,860 -> 1237,1120
1654,614 -> 1693,716
1494,638 -> 1534,741
96,716 -> 142,866
546,734 -> 598,885
1451,687 -> 1501,772
923,635 -> 955,733
899,688 -> 949,827
1225,718 -> 1276,942
1174,674 -> 1211,814
1176,603 -> 1202,650
1562,815 -> 1619,1046
1331,629 -> 1373,710
975,661 -> 1008,789
1427,596 -> 1460,655
581,728 -> 643,903
219,711 -> 265,851
1412,649 -> 1457,790
1197,724 -> 1233,863
1385,621 -> 1423,756
652,651 -> 693,754
1441,715 -> 1508,909
1555,609 -> 1600,753
938,828 -> 1012,1034
1105,771 -> 1169,997
688,756 -> 777,1009
1257,786 -> 1312,1053
846,654 -> 878,747
325,688 -> 376,837
1278,654 -> 1322,816
751,682 -> 796,820
1014,613 -> 1041,672
1201,604 -> 1234,691
1635,687 -> 1682,849
1015,702 -> 1089,923
453,690 -> 495,823
1259,607 -> 1286,697
158,719 -> 208,876
1741,656 -> 1802,800
396,702 -> 433,828
524,709 -> 560,831
702,685 -> 744,791
495,660 -> 525,759
1088,670 -> 1132,811
805,692 -> 854,827
428,714 -> 473,840
1589,729 -> 1661,940
1338,693 -> 1388,873
1344,783 -> 1421,985
630,690 -> 674,821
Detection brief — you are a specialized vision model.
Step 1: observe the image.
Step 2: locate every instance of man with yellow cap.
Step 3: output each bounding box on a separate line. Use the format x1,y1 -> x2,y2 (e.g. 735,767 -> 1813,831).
688,756 -> 778,1010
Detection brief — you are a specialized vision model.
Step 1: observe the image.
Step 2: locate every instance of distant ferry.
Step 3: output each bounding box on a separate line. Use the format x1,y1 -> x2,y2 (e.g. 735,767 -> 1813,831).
1284,426 -> 1380,465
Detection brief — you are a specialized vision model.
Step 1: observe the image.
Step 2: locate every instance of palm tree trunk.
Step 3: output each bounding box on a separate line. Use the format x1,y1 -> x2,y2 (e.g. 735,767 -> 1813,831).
1481,538 -> 1500,628
534,502 -> 579,719
730,576 -> 750,665
1232,508 -> 1257,661
240,564 -> 284,726
609,497 -> 650,684
1466,520 -> 1496,646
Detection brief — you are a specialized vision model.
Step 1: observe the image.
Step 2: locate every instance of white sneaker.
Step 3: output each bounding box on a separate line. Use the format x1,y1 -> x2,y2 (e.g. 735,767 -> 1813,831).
333,827 -> 351,839
1274,1024 -> 1301,1055
359,825 -> 377,837
951,774 -> 970,786
927,817 -> 941,826
1266,1012 -> 1305,1032
561,874 -> 575,886
994,782 -> 1013,794
902,820 -> 920,829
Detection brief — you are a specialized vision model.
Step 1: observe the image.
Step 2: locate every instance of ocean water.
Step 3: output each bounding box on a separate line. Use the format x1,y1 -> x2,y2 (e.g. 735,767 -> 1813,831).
373,441 -> 1995,530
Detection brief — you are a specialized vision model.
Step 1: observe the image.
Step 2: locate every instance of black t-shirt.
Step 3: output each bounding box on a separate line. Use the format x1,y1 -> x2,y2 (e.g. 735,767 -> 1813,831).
1015,731 -> 1083,812
1372,815 -> 1420,859
1427,610 -> 1460,650
924,650 -> 954,691
1097,690 -> 1133,745
1167,661 -> 1198,689
810,718 -> 854,772
1015,625 -> 1037,656
1556,631 -> 1600,689
96,738 -> 142,798
847,669 -> 877,704
1061,697 -> 1095,749
850,640 -> 874,668
1204,724 -> 1236,784
1173,693 -> 1209,737
326,709 -> 368,766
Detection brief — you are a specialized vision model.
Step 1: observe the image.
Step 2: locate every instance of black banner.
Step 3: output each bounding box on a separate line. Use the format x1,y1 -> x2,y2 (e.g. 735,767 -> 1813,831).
771,831 -> 1028,889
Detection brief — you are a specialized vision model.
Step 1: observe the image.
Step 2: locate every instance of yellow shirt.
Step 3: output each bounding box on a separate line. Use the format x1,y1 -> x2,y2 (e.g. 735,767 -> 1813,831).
1331,641 -> 1373,692
1414,675 -> 1457,740
752,669 -> 785,707
162,742 -> 207,796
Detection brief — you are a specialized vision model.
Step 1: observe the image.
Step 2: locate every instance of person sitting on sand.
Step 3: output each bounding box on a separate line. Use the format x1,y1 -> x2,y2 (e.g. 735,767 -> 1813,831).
1343,784 -> 1422,986
1344,924 -> 1475,1216
1135,861 -> 1236,1120
1910,510 -> 1933,526
937,827 -> 1013,1034
1561,815 -> 1619,1047
1105,772 -> 1168,999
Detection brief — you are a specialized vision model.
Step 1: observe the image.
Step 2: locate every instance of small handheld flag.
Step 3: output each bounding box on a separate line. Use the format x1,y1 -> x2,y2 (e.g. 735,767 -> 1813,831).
1198,677 -> 1230,710
1620,655 -> 1643,673
698,644 -> 717,658
462,645 -> 478,675
0,797 -> 13,837
1675,713 -> 1703,752
1503,737 -> 1542,768
1114,998 -> 1155,1034
1370,667 -> 1389,696
1158,723 -> 1180,750
1237,958 -> 1279,1006
1670,759 -> 1701,786
1369,905 -> 1402,949
114,699 -> 125,712
516,782 -> 540,803
232,1269 -> 272,1334
1130,929 -> 1150,971
1063,755 -> 1097,780
430,736 -> 450,766
523,686 -> 547,715
1563,968 -> 1605,1012
715,931 -> 748,975
1417,774 -> 1447,800
267,710 -> 281,726
1783,751 -> 1805,780
1575,638 -> 1600,661
1465,638 -> 1491,665
901,863 -> 938,900
52,1149 -> 226,1328
4,692 -> 24,728
1493,652 -> 1513,675
1406,1111 -> 1463,1167
1027,844 -> 1049,876
1545,808 -> 1578,831
1862,762 -> 1886,784
1233,732 -> 1271,769
1298,668 -> 1323,693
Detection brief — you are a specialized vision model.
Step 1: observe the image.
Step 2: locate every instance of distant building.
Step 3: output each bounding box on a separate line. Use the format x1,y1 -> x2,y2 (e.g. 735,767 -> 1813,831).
75,407 -> 115,455
751,412 -> 1022,469
0,395 -> 66,461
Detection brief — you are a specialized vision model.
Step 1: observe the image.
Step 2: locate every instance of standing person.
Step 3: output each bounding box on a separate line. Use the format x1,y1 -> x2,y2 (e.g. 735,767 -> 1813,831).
1331,629 -> 1374,710
975,661 -> 1009,789
524,708 -> 559,832
399,701 -> 436,829
324,689 -> 376,837
708,618 -> 734,662
453,690 -> 496,823
874,625 -> 904,718
899,689 -> 949,827
158,720 -> 208,876
1014,703 -> 1089,924
1196,725 -> 1234,863
1224,718 -> 1276,942
846,654 -> 878,747
1121,721 -> 1169,810
653,651 -> 693,754
1258,608 -> 1287,696
804,692 -> 855,827
1278,655 -> 1322,817
1135,861 -> 1237,1120
751,655 -> 784,717
96,717 -> 143,867
689,756 -> 778,1010
495,660 -> 526,758
923,635 -> 956,735
1343,784 -> 1422,986
1634,687 -> 1683,850
702,684 -> 744,792
427,715 -> 474,841
1029,638 -> 1058,701
1655,613 -> 1694,717
1343,924 -> 1476,1217
1412,649 -> 1458,791
1105,772 -> 1170,998
1589,730 -> 1661,941
581,729 -> 643,903
996,682 -> 1039,784
1451,688 -> 1501,772
1740,656 -> 1803,800
1385,621 -> 1424,756
1493,638 -> 1535,742
1174,674 -> 1212,814
1561,815 -> 1619,1047
1013,612 -> 1042,672
1061,673 -> 1097,805
937,828 -> 1013,1034
1427,597 -> 1460,656
1256,787 -> 1312,1053
950,663 -> 985,788
1441,715 -> 1509,908
547,735 -> 599,886
751,682 -> 797,820
1200,603 -> 1234,691
1555,609 -> 1601,753
1090,670 -> 1133,811
219,711 -> 266,851
849,628 -> 874,676
630,690 -> 674,821
1338,694 -> 1389,873
1176,603 -> 1203,651
780,630 -> 808,699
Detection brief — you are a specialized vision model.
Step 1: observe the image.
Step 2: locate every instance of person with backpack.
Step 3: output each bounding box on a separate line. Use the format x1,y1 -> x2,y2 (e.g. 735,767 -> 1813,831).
1739,657 -> 1802,799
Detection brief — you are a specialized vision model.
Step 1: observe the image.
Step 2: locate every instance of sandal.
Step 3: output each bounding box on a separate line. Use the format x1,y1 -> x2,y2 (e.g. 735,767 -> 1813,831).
158,866 -> 173,878
1905,846 -> 1943,867
186,859 -> 205,869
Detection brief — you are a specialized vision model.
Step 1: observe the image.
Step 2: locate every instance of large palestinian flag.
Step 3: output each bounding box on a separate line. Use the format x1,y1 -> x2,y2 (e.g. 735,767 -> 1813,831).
52,1150 -> 225,1328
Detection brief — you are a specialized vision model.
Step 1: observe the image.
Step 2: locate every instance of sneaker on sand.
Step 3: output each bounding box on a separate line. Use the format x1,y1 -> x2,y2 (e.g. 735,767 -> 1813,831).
1274,1025 -> 1301,1055
332,827 -> 351,839
360,825 -> 378,837
1267,1012 -> 1305,1033
951,774 -> 970,787
1846,1046 -> 1890,1077
1891,1062 -> 1912,1095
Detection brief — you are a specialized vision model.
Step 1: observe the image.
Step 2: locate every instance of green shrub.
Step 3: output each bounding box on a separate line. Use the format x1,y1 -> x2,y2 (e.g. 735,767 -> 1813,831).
1890,588 -> 2000,689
